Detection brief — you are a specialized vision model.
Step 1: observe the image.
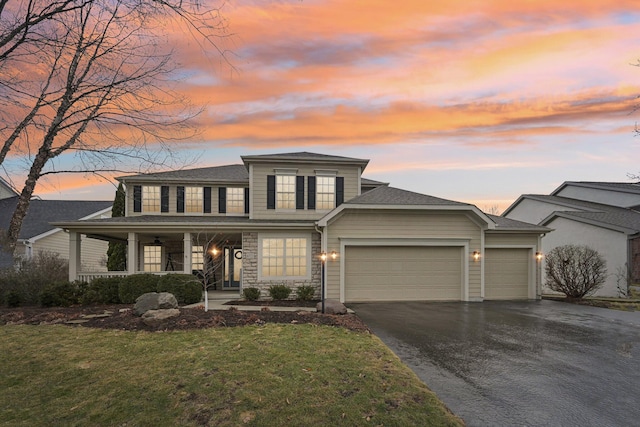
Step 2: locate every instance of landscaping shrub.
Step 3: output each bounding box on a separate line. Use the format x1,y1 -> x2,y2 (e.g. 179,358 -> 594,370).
39,281 -> 84,307
545,244 -> 607,299
0,251 -> 69,306
157,274 -> 202,304
80,276 -> 122,305
242,287 -> 261,301
296,285 -> 315,301
268,284 -> 292,300
118,274 -> 159,304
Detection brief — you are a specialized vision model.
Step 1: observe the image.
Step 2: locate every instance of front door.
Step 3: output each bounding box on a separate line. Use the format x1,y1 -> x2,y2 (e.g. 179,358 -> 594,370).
223,247 -> 242,289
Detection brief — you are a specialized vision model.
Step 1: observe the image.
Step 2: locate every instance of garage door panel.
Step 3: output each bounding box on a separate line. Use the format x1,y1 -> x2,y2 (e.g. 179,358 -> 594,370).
345,246 -> 462,302
485,248 -> 530,300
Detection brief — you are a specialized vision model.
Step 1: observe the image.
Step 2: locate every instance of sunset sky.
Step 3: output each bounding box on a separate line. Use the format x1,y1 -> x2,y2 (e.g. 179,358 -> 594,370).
31,0 -> 640,213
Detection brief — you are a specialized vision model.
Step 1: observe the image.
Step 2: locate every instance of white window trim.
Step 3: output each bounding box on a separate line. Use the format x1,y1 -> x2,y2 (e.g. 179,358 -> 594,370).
142,185 -> 161,213
258,233 -> 312,281
184,186 -> 204,215
226,187 -> 245,216
315,172 -> 336,211
275,174 -> 297,212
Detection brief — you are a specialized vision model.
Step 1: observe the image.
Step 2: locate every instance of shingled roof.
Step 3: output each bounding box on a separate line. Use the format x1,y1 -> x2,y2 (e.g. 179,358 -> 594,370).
241,151 -> 369,168
0,197 -> 112,239
487,214 -> 551,232
551,181 -> 640,196
117,164 -> 249,183
346,186 -> 469,206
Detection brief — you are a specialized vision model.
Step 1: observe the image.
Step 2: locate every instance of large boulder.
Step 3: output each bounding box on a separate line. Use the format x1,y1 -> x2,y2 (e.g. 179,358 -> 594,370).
316,299 -> 347,315
134,292 -> 178,316
142,309 -> 180,327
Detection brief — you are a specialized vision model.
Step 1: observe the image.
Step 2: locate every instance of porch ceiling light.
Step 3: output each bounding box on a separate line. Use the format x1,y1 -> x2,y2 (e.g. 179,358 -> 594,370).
472,251 -> 480,262
211,247 -> 219,256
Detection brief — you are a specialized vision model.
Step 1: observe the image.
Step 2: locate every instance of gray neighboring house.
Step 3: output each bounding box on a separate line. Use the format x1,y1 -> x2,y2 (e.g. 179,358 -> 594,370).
503,181 -> 640,297
0,185 -> 112,269
55,151 -> 549,302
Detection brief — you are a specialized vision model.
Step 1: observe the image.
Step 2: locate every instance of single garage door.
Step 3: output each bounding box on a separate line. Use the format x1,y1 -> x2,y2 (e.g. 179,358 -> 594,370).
484,248 -> 530,299
344,246 -> 463,302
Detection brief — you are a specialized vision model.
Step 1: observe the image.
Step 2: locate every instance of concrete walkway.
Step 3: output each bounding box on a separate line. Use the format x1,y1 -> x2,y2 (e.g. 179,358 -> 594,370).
185,298 -> 318,312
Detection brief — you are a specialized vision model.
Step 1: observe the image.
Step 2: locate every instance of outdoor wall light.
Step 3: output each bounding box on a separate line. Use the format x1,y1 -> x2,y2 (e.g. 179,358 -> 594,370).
320,252 -> 327,262
535,251 -> 543,261
331,250 -> 337,260
472,251 -> 480,262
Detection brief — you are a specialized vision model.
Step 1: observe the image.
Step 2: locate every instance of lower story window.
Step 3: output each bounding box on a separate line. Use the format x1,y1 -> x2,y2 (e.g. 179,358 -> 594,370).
192,245 -> 204,270
261,236 -> 309,278
143,246 -> 162,272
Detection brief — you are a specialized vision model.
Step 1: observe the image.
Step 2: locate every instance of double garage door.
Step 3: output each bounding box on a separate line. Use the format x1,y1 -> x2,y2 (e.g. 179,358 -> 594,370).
344,246 -> 463,302
344,246 -> 531,302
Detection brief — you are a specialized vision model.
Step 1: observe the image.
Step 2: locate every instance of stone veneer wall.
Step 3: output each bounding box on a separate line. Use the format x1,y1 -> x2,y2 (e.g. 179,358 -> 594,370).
241,231 -> 322,300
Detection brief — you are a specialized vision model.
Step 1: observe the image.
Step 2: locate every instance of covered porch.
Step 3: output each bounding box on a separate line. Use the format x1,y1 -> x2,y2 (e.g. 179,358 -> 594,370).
68,228 -> 244,293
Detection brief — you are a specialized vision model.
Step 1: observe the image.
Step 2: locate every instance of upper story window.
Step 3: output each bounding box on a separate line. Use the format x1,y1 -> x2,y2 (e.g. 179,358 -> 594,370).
227,188 -> 244,214
276,175 -> 296,210
185,187 -> 203,213
316,176 -> 335,210
142,186 -> 160,212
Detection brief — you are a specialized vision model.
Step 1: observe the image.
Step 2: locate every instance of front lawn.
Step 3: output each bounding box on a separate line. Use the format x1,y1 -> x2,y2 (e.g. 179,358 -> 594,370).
0,324 -> 462,426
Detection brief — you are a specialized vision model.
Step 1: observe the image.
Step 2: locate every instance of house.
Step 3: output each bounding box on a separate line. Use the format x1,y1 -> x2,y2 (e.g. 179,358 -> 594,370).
503,181 -> 640,297
54,152 -> 549,302
0,190 -> 112,270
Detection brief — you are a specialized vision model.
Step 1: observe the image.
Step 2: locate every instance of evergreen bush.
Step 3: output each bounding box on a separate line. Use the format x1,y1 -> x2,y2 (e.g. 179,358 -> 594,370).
118,274 -> 159,304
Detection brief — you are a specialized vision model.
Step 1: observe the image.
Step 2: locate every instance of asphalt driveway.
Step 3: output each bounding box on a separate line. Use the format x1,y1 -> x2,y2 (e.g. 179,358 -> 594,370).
350,300 -> 640,427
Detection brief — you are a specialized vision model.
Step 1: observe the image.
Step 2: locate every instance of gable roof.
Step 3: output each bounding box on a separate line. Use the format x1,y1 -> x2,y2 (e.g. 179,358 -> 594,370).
507,194 -> 640,235
486,214 -> 551,232
0,197 -> 112,240
117,164 -> 249,183
241,151 -> 369,169
346,185 -> 469,206
361,177 -> 389,188
551,181 -> 640,196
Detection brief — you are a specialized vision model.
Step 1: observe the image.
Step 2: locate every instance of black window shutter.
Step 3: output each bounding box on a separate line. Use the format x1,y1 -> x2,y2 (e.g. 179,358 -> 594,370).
160,186 -> 169,213
203,187 -> 212,213
336,177 -> 344,206
244,187 -> 250,214
176,186 -> 185,213
307,176 -> 316,210
218,187 -> 227,214
267,175 -> 276,210
133,185 -> 142,212
296,176 -> 304,210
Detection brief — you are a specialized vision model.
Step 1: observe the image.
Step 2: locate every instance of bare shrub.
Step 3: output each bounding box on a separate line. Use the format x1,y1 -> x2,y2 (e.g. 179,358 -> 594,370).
545,245 -> 607,299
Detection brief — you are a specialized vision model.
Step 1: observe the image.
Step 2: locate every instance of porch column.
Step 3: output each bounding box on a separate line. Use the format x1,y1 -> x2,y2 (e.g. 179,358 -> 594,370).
128,232 -> 138,274
68,231 -> 81,281
183,232 -> 192,274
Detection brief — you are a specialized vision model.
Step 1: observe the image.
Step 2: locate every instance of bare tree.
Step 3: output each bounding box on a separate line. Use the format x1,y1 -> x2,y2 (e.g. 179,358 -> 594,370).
0,0 -> 231,248
545,244 -> 607,299
192,231 -> 229,311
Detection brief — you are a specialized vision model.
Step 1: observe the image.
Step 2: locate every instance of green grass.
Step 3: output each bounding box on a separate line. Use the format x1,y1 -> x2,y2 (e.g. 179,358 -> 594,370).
0,325 -> 462,426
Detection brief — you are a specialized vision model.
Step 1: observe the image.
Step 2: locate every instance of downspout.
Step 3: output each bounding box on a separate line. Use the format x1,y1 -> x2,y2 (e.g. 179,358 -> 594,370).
315,223 -> 326,313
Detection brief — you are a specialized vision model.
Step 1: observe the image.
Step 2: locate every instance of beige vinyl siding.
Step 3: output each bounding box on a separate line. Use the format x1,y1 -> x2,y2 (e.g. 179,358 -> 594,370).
34,231 -> 108,271
344,246 -> 462,302
125,182 -> 248,217
250,162 -> 360,220
326,210 -> 483,300
485,233 -> 539,246
484,248 -> 530,299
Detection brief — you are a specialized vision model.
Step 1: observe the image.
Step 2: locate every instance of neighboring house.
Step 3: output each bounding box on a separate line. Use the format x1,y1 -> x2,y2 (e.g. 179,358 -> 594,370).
0,196 -> 113,270
54,152 -> 549,303
503,181 -> 640,297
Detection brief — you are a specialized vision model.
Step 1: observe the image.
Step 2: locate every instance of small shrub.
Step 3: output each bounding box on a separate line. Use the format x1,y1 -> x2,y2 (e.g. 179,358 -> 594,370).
296,285 -> 316,301
39,281 -> 82,307
80,277 -> 122,305
268,284 -> 292,300
545,244 -> 607,299
6,290 -> 22,308
118,274 -> 159,304
242,287 -> 261,301
157,274 -> 202,304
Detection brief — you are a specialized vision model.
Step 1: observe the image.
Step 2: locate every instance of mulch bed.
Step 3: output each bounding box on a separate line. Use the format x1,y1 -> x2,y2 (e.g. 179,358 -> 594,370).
224,299 -> 319,308
0,305 -> 370,333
